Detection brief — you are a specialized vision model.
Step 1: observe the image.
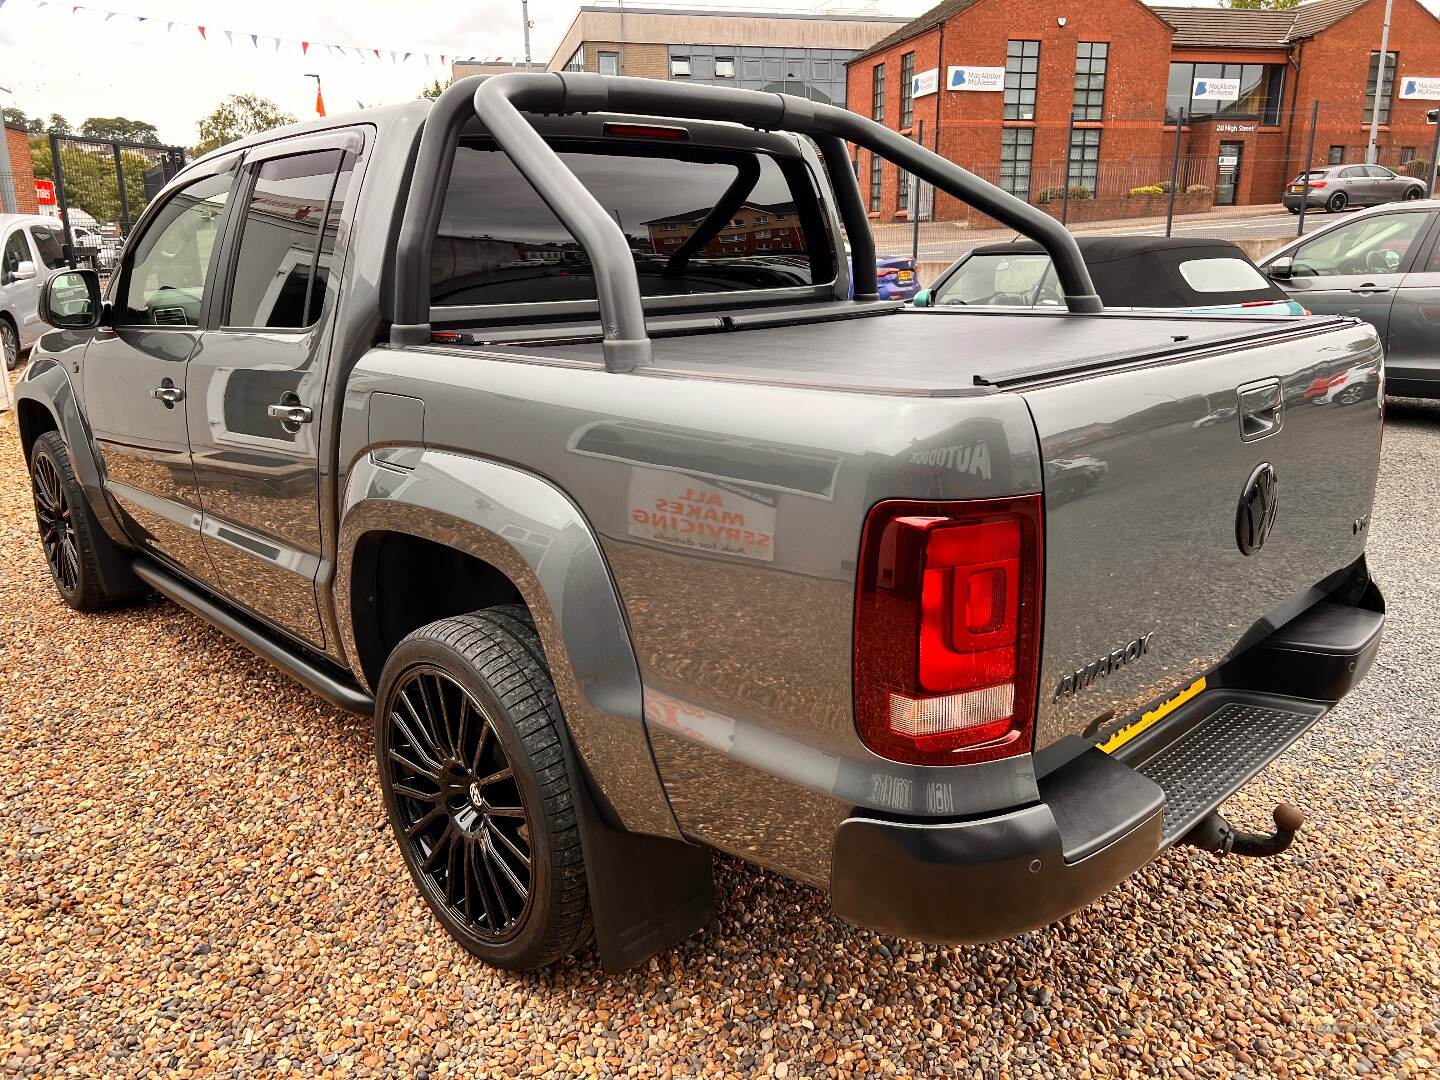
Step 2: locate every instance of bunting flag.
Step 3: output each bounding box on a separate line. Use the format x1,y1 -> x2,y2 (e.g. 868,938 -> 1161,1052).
13,2 -> 456,67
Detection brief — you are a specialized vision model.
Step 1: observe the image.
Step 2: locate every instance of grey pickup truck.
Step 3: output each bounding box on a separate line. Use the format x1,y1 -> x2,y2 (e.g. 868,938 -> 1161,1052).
17,74 -> 1386,972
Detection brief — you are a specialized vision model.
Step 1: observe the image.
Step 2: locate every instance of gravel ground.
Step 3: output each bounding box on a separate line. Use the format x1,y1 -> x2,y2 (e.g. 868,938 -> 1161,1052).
2,393 -> 1438,1079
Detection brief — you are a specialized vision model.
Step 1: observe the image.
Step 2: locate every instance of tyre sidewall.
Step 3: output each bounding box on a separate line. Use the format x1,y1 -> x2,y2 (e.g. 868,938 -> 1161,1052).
1,320 -> 17,371
374,632 -> 566,971
31,432 -> 102,609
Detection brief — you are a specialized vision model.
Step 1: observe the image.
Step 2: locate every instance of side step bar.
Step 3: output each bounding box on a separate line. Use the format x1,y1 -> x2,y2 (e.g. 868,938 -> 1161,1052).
132,558 -> 374,715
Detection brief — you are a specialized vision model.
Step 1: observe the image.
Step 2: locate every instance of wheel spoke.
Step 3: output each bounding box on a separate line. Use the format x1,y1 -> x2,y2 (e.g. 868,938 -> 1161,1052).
485,805 -> 525,818
477,765 -> 513,788
445,829 -> 464,909
413,677 -> 451,758
469,711 -> 492,776
486,833 -> 529,902
481,839 -> 512,924
403,806 -> 443,840
487,818 -> 530,868
421,826 -> 454,873
470,839 -> 498,928
430,673 -> 461,758
388,747 -> 440,784
392,781 -> 440,803
390,710 -> 444,773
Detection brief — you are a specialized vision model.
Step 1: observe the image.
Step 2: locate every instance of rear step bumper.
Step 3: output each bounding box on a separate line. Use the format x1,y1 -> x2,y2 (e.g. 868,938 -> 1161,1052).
830,594 -> 1382,945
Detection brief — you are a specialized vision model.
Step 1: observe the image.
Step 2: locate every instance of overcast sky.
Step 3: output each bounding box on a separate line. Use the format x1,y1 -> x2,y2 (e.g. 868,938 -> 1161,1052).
2,0 -> 1435,148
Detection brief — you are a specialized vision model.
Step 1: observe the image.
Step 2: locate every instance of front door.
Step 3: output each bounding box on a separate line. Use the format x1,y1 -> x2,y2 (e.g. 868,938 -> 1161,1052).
186,136 -> 359,647
82,167 -> 236,575
1272,208 -> 1433,350
1,226 -> 43,351
1216,141 -> 1244,206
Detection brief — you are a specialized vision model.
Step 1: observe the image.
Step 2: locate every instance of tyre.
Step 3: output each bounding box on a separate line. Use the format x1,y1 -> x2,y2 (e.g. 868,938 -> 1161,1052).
29,431 -> 128,611
1403,186 -> 1423,201
1,317 -> 18,371
1326,191 -> 1348,213
1287,205 -> 1301,215
374,606 -> 592,971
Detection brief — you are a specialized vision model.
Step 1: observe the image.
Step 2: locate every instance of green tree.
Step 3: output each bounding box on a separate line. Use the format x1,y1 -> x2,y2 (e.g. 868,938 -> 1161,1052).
47,113 -> 72,135
1228,0 -> 1301,8
192,94 -> 296,156
419,79 -> 450,100
80,116 -> 162,145
29,136 -> 167,227
2,106 -> 31,130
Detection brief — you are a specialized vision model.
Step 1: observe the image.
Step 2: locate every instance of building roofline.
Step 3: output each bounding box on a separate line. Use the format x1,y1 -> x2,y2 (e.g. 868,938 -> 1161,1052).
574,4 -> 911,23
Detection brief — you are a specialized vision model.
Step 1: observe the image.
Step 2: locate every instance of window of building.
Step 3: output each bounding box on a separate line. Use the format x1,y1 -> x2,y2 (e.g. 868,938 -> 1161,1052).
227,150 -> 351,329
715,56 -> 735,78
872,63 -> 886,122
561,47 -> 584,72
1073,42 -> 1107,121
898,168 -> 910,212
1005,40 -> 1040,121
999,128 -> 1034,200
1067,128 -> 1101,197
670,55 -> 691,77
900,52 -> 916,128
598,51 -> 619,77
1400,146 -> 1417,162
1328,145 -> 1346,164
870,154 -> 883,212
1365,52 -> 1397,125
1165,63 -> 1285,124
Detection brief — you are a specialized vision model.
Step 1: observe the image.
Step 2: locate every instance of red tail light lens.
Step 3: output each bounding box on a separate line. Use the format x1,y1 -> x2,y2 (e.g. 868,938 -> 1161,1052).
1307,180 -> 1327,189
854,497 -> 1043,766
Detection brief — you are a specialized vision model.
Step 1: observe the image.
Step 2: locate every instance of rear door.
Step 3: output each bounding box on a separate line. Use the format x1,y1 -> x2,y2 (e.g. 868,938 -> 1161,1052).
185,131 -> 360,648
1021,318 -> 1383,750
1383,213 -> 1440,393
1273,209 -> 1433,332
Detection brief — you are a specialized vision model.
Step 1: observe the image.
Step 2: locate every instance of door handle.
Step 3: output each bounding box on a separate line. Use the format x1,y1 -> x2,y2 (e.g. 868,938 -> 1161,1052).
267,401 -> 314,426
1349,285 -> 1391,294
150,380 -> 184,408
1237,378 -> 1282,443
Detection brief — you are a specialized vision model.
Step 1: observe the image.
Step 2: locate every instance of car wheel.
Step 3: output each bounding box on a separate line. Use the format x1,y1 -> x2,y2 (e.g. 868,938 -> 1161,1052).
1403,186 -> 1423,201
1,317 -> 19,371
374,606 -> 593,971
1334,385 -> 1365,405
1326,191 -> 1348,213
1287,205 -> 1300,215
29,431 -> 130,611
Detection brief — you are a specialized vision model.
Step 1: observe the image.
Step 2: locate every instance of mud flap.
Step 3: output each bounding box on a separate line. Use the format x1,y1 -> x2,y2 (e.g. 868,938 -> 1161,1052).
570,771 -> 715,970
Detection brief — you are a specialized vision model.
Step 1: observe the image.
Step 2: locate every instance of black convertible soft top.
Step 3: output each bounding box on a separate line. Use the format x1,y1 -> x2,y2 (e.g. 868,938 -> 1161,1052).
968,235 -> 1288,308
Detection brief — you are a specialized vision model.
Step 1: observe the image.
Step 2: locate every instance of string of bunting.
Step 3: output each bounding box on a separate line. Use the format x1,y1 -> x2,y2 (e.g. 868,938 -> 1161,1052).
4,0 -> 461,66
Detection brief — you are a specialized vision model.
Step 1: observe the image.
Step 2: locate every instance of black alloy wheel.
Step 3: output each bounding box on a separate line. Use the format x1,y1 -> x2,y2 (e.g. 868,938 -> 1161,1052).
383,664 -> 534,942
1,319 -> 18,371
1404,186 -> 1423,200
374,608 -> 592,970
1327,191 -> 1348,213
32,449 -> 80,596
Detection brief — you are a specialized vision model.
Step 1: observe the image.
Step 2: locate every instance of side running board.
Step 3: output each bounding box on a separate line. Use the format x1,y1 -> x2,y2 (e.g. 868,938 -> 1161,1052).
132,558 -> 374,715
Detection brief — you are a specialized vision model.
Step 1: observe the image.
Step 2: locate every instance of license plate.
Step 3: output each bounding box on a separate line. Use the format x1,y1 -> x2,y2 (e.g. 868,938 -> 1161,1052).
1098,677 -> 1206,755
896,270 -> 915,283
1290,185 -> 1306,193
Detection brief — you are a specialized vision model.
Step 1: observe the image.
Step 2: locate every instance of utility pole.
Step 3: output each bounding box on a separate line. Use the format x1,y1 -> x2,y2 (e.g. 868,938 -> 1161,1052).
1366,0 -> 1393,164
521,0 -> 533,71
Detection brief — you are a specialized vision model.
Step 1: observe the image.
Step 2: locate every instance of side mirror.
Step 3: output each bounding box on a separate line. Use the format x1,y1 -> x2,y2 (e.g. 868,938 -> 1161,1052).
40,268 -> 103,330
912,289 -> 929,307
13,260 -> 37,282
1264,256 -> 1294,281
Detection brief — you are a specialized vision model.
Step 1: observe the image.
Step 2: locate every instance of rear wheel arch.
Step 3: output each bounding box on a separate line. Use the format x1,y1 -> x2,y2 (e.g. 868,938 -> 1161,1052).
17,398 -> 60,465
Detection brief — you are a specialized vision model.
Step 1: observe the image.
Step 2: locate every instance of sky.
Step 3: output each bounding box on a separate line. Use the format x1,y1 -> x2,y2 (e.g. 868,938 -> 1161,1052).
0,0 -> 938,147
3,0 -> 1437,148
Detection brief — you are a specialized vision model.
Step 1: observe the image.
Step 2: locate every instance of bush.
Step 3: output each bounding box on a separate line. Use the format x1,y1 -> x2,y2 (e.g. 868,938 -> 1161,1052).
1036,185 -> 1094,204
1128,184 -> 1166,197
1185,183 -> 1211,195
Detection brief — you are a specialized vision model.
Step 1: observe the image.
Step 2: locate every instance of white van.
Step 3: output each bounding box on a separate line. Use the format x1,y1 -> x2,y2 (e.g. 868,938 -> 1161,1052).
1,214 -> 69,369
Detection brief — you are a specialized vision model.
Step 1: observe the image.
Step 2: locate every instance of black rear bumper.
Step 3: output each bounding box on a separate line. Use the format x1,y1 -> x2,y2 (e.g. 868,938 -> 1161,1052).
830,588 -> 1383,945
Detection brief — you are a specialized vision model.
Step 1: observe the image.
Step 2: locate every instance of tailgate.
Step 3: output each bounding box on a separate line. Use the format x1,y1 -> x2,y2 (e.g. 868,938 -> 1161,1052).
1020,318 -> 1383,750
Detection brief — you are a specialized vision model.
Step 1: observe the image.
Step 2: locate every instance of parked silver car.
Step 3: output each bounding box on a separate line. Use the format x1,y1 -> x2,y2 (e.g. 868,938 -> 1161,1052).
1260,198 -> 1440,398
1,214 -> 68,370
1282,164 -> 1426,214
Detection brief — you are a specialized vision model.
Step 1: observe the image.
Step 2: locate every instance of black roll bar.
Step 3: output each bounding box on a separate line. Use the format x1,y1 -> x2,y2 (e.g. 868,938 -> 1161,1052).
391,73 -> 1103,368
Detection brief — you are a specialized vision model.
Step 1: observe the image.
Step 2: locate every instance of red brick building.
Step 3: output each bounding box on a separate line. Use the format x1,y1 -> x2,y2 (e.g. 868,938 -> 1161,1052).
3,123 -> 40,215
847,0 -> 1440,220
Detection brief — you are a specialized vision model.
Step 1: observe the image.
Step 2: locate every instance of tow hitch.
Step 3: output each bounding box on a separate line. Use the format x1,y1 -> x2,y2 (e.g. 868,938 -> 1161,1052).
1179,803 -> 1306,858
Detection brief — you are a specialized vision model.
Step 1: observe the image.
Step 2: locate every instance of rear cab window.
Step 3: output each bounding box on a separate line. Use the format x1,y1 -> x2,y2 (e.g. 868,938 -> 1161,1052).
1177,257 -> 1272,293
431,136 -> 835,313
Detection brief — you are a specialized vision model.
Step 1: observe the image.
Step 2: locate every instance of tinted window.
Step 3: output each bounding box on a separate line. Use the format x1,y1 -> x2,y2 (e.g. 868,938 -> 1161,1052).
432,142 -> 828,307
933,253 -> 1056,307
1364,165 -> 1394,178
1292,213 -> 1426,277
30,225 -> 67,269
2,229 -> 32,281
227,150 -> 348,328
1339,167 -> 1367,179
121,173 -> 231,326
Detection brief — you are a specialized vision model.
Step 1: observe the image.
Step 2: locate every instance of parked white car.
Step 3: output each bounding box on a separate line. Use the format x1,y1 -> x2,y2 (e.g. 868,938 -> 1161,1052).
1,214 -> 69,370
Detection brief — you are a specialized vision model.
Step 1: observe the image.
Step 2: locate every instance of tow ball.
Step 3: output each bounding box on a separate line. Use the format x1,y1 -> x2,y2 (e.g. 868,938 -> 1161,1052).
1179,803 -> 1306,858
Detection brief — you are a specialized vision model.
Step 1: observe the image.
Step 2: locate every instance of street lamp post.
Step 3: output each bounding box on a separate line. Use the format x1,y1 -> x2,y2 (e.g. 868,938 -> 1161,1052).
1366,0 -> 1393,164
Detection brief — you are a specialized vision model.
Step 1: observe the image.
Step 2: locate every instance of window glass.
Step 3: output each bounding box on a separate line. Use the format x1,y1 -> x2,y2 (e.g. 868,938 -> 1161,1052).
1339,166 -> 1367,178
670,55 -> 690,77
29,225 -> 67,269
872,63 -> 886,122
1068,129 -> 1101,196
598,51 -> 619,77
715,57 -> 735,78
1178,258 -> 1271,293
869,153 -> 883,212
1005,40 -> 1040,120
1364,52 -> 1397,125
1328,146 -> 1345,165
1364,165 -> 1394,178
1165,61 -> 1284,123
226,150 -> 347,329
1292,213 -> 1426,278
2,229 -> 32,282
1073,42 -> 1107,121
433,142 -> 827,307
120,172 -> 231,326
934,253 -> 1054,306
999,128 -> 1033,200
900,52 -> 915,128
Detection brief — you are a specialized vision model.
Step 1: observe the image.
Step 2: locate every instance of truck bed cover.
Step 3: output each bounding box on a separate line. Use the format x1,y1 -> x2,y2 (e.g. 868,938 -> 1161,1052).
483,306 -> 1344,397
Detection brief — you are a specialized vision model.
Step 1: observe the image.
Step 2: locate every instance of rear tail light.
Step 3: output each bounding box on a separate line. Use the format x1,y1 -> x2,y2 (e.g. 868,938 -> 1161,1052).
1306,180 -> 1327,189
853,497 -> 1044,766
877,267 -> 898,278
